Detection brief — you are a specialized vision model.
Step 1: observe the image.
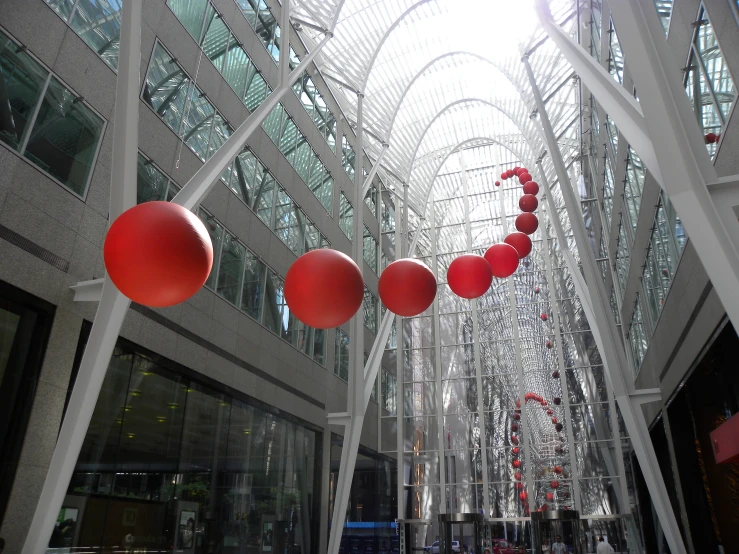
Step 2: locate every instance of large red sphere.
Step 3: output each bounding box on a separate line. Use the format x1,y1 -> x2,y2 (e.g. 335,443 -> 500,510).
516,213 -> 539,235
379,259 -> 437,317
500,172 -> 507,180
284,249 -> 364,328
519,172 -> 532,185
519,194 -> 538,213
447,254 -> 492,299
513,166 -> 521,174
504,232 -> 533,259
484,243 -> 519,278
104,202 -> 213,308
523,181 -> 539,195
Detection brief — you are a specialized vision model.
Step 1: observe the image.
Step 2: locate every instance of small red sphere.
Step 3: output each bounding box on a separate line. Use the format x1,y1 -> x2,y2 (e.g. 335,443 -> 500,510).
500,172 -> 508,180
516,213 -> 539,235
535,286 -> 540,294
515,471 -> 522,481
511,423 -> 519,432
495,180 -> 501,187
447,254 -> 492,299
513,166 -> 521,174
285,249 -> 365,328
513,413 -> 521,421
515,482 -> 524,490
546,340 -> 553,349
552,417 -> 558,424
519,172 -> 532,185
511,435 -> 519,445
553,397 -> 562,405
519,491 -> 528,501
546,492 -> 554,501
519,194 -> 538,213
104,202 -> 214,308
547,409 -> 553,416
551,480 -> 560,488
484,243 -> 519,278
705,132 -> 717,144
379,259 -> 436,317
554,466 -> 563,475
555,423 -> 563,432
513,459 -> 521,468
504,232 -> 533,259
512,447 -> 520,455
523,181 -> 539,195
552,370 -> 560,378
541,313 -> 549,321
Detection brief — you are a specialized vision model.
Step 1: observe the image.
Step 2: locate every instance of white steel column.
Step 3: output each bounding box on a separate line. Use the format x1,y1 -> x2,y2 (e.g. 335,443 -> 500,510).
459,151 -> 491,518
536,0 -> 739,335
20,1 -> 143,551
522,55 -> 687,554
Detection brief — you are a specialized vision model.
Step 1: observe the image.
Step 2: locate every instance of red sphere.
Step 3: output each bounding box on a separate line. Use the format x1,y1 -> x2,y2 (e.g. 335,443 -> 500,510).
541,313 -> 549,321
512,447 -> 520,455
554,466 -> 563,475
519,194 -> 538,213
504,232 -> 533,259
285,249 -> 364,328
447,254 -> 492,299
546,340 -> 553,349
552,370 -> 560,378
547,409 -> 553,416
511,423 -> 519,432
519,491 -> 528,501
553,397 -> 562,405
523,181 -> 539,195
515,482 -> 524,490
500,172 -> 507,180
535,285 -> 540,294
705,132 -> 717,144
495,180 -> 501,187
513,166 -> 521,174
555,422 -> 563,432
516,213 -> 539,235
551,480 -> 560,488
104,202 -> 213,308
511,435 -> 519,445
515,471 -> 522,481
546,492 -> 554,501
552,417 -> 558,424
513,459 -> 521,469
519,172 -> 532,185
379,259 -> 436,317
513,413 -> 521,421
484,243 -> 519,278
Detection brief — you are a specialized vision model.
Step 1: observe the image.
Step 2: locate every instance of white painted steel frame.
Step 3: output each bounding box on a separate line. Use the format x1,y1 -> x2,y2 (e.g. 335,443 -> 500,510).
522,53 -> 687,554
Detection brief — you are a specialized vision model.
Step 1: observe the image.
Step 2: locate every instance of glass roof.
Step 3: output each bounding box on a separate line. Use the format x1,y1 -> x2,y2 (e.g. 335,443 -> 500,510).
292,0 -> 581,214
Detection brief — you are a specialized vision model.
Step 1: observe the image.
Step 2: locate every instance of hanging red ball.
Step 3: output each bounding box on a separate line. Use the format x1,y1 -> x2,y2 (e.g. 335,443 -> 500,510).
513,166 -> 521,174
447,254 -> 492,299
553,397 -> 561,405
104,202 -> 214,308
484,243 -> 519,278
512,447 -> 520,455
547,409 -> 553,416
552,417 -> 558,425
495,180 -> 501,187
546,492 -> 554,501
519,172 -> 532,185
519,491 -> 528,501
515,471 -> 522,481
523,181 -> 539,195
515,213 -> 539,235
705,132 -> 717,144
515,482 -> 524,490
555,423 -> 563,432
511,435 -> 519,445
535,285 -> 540,294
379,259 -> 437,317
504,232 -> 533,259
546,340 -> 553,349
519,194 -> 538,213
551,480 -> 560,488
554,466 -> 562,475
284,248 -> 364,328
511,423 -> 519,432
501,172 -> 508,180
541,399 -> 548,406
541,313 -> 548,321
552,370 -> 560,378
513,413 -> 521,421
513,459 -> 521,468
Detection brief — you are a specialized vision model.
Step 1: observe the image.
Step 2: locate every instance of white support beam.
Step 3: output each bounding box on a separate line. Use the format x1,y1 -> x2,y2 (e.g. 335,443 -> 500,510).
171,32 -> 332,211
71,278 -> 105,302
522,55 -> 687,554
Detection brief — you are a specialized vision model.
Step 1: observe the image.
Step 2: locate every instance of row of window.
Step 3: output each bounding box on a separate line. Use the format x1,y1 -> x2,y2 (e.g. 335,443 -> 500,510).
262,103 -> 334,214
338,192 -> 384,274
0,28 -> 105,197
292,70 -> 338,148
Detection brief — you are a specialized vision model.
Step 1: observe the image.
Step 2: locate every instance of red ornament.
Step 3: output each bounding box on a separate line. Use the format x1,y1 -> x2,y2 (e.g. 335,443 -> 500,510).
447,254 -> 492,299
555,422 -> 564,432
523,181 -> 539,195
552,370 -> 560,378
495,180 -> 501,187
504,232 -> 533,259
535,286 -> 540,294
552,417 -> 558,424
551,480 -> 560,488
513,459 -> 521,468
515,212 -> 539,235
515,399 -> 521,407
519,194 -> 538,213
511,435 -> 519,445
484,243 -> 519,278
513,166 -> 521,174
519,491 -> 528,501
553,397 -> 561,405
501,172 -> 508,180
546,492 -> 554,501
511,423 -> 519,432
513,413 -> 521,421
546,340 -> 553,349
379,259 -> 437,317
284,249 -> 364,328
705,132 -> 717,144
519,172 -> 532,185
554,466 -> 562,475
547,409 -> 553,416
541,313 -> 548,321
515,471 -> 522,481
104,202 -> 213,308
512,447 -> 520,455
541,400 -> 548,406
515,482 -> 524,490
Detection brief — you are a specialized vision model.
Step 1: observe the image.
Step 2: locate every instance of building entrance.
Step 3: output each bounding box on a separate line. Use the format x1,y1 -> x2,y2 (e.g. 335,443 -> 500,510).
531,511 -> 584,553
438,513 -> 484,554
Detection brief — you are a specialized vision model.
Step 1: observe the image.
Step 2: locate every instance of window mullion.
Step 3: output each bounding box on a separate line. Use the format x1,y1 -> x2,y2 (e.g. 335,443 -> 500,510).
18,73 -> 53,154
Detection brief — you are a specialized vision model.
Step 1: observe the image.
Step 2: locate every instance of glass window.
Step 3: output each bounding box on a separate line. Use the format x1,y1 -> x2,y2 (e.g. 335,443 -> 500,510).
615,221 -> 630,298
241,251 -> 266,321
167,0 -> 208,41
365,183 -> 378,218
364,226 -> 378,274
23,75 -> 105,196
264,270 -> 288,337
292,71 -> 337,147
216,233 -> 245,305
136,154 -> 169,203
61,333 -> 321,553
70,0 -> 122,69
334,328 -> 350,382
608,19 -> 624,84
627,296 -> 648,374
623,147 -> 645,240
198,209 -> 223,290
0,34 -> 50,150
143,43 -> 191,133
340,193 -> 354,241
342,135 -> 356,180
653,0 -> 673,34
364,287 -> 379,334
382,369 -> 397,415
178,84 -> 214,160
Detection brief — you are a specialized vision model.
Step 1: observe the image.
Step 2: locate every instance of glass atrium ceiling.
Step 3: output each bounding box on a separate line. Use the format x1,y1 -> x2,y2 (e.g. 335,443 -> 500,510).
292,0 -> 581,214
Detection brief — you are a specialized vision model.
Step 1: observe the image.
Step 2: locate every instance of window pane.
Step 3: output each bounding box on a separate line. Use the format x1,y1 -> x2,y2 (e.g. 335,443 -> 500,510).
136,155 -> 168,203
168,0 -> 208,41
201,5 -> 230,71
263,271 -> 286,335
230,150 -> 257,203
340,193 -> 353,241
179,84 -> 214,161
23,77 -> 104,195
222,43 -> 249,97
0,32 -> 49,150
143,43 -> 190,134
45,0 -> 76,21
216,233 -> 245,305
244,68 -> 268,111
254,171 -> 275,226
241,251 -> 266,321
198,209 -> 223,290
70,0 -> 122,70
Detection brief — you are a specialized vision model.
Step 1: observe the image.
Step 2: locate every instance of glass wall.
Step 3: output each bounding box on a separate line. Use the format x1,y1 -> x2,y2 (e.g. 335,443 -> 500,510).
363,227 -> 378,274
54,332 -> 322,553
334,329 -> 350,382
0,28 -> 105,197
235,0 -> 282,64
339,193 -> 354,241
342,136 -> 356,180
291,71 -> 337,149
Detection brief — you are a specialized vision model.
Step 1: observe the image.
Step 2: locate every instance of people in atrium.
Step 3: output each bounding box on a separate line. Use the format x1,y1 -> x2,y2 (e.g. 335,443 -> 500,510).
0,0 -> 738,553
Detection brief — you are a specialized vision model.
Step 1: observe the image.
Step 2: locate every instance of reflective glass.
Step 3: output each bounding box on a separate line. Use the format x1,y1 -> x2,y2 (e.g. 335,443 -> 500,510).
70,0 -> 122,69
